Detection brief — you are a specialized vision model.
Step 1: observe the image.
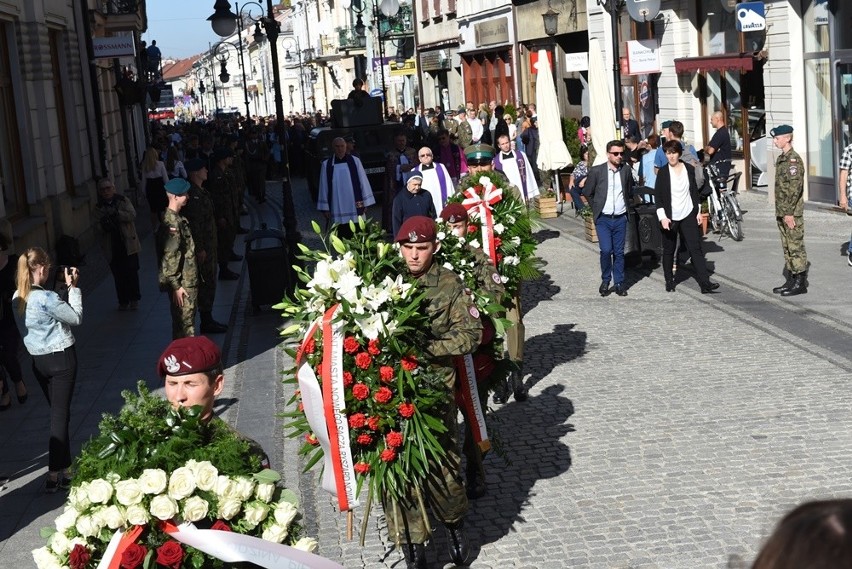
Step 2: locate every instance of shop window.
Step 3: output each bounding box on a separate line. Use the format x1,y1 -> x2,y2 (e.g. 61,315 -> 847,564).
803,0 -> 830,52
0,23 -> 25,218
804,57 -> 833,179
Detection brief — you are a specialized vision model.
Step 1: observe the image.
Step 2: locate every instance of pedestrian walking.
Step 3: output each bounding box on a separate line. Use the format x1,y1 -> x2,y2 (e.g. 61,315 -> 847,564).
837,141 -> 852,265
583,140 -> 634,297
142,146 -> 169,229
156,177 -> 197,339
770,125 -> 808,296
0,233 -> 27,411
166,145 -> 187,180
93,178 -> 141,310
245,127 -> 270,203
12,248 -> 82,492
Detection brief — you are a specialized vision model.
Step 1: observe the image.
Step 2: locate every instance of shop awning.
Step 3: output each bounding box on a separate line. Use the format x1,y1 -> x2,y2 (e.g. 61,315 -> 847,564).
674,54 -> 755,74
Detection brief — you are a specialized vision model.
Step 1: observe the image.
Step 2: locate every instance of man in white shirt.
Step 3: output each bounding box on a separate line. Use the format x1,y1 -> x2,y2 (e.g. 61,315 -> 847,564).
413,146 -> 454,215
467,109 -> 484,144
492,134 -> 539,203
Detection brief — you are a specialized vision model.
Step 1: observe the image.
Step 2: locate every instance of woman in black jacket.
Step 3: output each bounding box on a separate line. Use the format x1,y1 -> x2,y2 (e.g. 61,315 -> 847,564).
654,140 -> 719,294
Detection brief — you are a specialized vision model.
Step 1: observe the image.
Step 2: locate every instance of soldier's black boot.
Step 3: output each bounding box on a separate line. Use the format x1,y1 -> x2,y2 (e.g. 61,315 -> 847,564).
465,462 -> 486,500
492,378 -> 508,404
402,543 -> 427,569
772,269 -> 794,294
445,520 -> 470,566
200,312 -> 228,334
780,273 -> 808,296
511,368 -> 528,402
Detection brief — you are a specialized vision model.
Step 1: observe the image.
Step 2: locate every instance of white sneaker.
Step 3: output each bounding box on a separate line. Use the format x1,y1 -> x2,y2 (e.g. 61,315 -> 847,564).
848,252 -> 852,267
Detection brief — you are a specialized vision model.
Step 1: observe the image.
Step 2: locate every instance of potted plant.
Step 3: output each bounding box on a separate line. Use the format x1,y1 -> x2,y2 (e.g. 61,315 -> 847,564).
536,188 -> 558,219
580,206 -> 597,242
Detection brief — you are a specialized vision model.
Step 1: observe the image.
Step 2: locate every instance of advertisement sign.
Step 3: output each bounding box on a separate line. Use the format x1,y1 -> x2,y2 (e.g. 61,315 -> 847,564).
92,37 -> 136,59
625,40 -> 661,75
389,59 -> 416,77
564,52 -> 588,72
474,17 -> 509,48
736,2 -> 766,32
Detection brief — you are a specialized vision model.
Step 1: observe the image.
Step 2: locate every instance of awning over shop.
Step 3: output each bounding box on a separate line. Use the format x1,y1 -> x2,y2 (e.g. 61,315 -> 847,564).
674,54 -> 755,74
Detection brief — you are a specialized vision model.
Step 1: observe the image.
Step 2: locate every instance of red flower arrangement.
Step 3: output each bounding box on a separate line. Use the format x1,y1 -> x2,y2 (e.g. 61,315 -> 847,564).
120,542 -> 147,569
69,544 -> 91,569
156,541 -> 185,569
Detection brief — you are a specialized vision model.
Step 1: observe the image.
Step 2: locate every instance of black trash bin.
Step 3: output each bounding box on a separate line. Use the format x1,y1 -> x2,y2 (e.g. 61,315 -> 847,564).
245,226 -> 290,311
633,202 -> 663,259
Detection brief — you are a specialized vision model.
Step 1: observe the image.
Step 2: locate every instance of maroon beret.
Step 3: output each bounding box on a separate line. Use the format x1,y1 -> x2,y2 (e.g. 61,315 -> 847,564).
395,216 -> 437,243
440,203 -> 468,224
157,336 -> 221,377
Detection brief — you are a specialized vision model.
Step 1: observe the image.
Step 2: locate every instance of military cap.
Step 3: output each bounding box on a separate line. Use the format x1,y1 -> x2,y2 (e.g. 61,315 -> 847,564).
164,178 -> 191,195
395,215 -> 437,243
446,109 -> 456,116
464,143 -> 496,161
661,120 -> 673,128
157,336 -> 221,377
440,203 -> 469,224
770,124 -> 793,137
185,158 -> 206,173
212,146 -> 233,162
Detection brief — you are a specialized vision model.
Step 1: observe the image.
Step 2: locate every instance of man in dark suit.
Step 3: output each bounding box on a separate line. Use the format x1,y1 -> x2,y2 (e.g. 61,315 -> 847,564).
620,108 -> 641,141
583,140 -> 634,297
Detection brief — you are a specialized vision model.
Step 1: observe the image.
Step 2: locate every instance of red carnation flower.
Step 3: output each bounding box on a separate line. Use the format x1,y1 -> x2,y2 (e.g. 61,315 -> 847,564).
398,402 -> 416,418
69,544 -> 91,569
467,224 -> 477,234
304,337 -> 316,354
355,352 -> 373,369
349,413 -> 367,429
367,416 -> 381,431
342,371 -> 354,387
344,336 -> 360,353
211,520 -> 232,532
379,366 -> 395,382
385,431 -> 404,448
497,253 -> 504,263
305,433 -> 319,446
380,448 -> 397,462
156,541 -> 184,569
120,543 -> 147,569
373,386 -> 393,404
356,433 -> 373,445
354,462 -> 371,475
352,383 -> 370,400
493,237 -> 502,248
401,355 -> 418,371
368,339 -> 381,355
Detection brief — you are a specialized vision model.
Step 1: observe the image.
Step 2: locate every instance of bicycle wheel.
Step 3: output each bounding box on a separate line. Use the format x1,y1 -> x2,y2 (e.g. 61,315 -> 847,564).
708,198 -> 722,232
728,193 -> 743,221
724,195 -> 743,241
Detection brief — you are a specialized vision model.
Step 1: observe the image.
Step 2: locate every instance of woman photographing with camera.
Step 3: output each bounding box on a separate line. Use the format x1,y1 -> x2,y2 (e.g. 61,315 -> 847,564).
12,248 -> 83,492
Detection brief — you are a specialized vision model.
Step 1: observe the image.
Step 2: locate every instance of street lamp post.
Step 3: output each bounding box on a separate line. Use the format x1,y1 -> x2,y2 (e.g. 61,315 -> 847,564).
598,0 -> 625,137
209,0 -> 299,242
213,40 -> 250,118
282,37 -> 307,114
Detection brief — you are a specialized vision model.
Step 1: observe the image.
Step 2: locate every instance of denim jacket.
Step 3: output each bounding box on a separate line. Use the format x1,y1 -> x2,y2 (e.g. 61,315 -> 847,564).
12,286 -> 82,355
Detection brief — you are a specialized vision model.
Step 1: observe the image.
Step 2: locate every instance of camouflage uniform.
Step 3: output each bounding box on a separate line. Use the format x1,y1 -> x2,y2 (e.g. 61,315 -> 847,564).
456,119 -> 473,149
157,208 -> 197,339
209,165 -> 237,270
384,261 -> 481,545
182,182 -> 218,314
775,148 -> 807,273
443,117 -> 459,142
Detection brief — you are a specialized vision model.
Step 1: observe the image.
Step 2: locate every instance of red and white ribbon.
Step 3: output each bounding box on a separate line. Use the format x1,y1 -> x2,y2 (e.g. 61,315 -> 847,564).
462,184 -> 503,266
454,354 -> 490,453
296,304 -> 359,512
96,523 -> 345,569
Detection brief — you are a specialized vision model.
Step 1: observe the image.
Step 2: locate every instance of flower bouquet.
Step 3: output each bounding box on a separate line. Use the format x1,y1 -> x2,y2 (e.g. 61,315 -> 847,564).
34,383 -> 336,569
277,219 -> 452,543
449,172 -> 542,297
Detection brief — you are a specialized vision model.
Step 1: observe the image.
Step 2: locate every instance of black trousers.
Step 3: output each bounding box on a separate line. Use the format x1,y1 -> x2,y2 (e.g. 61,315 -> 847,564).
110,252 -> 141,306
0,325 -> 24,393
32,346 -> 77,472
661,215 -> 712,286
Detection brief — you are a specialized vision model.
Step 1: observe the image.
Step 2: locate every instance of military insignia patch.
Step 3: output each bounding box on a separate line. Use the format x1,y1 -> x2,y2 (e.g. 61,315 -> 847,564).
789,167 -> 797,175
168,226 -> 178,235
408,231 -> 418,242
491,273 -> 502,284
164,354 -> 181,374
469,306 -> 480,319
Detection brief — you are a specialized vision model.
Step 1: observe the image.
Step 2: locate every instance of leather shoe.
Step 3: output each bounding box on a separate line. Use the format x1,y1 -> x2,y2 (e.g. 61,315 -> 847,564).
665,280 -> 676,292
218,268 -> 239,281
599,282 -> 611,297
700,281 -> 720,294
614,284 -> 628,297
230,252 -> 244,261
200,320 -> 228,334
445,521 -> 470,565
403,543 -> 427,569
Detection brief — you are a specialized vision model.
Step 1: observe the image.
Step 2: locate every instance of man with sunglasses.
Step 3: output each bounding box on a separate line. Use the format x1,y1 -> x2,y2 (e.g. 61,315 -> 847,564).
583,140 -> 635,297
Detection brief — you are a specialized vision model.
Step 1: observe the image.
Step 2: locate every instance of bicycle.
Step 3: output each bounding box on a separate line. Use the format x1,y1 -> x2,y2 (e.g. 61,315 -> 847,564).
704,161 -> 744,241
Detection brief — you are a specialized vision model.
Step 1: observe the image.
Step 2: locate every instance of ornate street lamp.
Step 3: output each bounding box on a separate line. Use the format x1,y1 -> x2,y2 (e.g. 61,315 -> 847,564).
542,2 -> 560,37
282,36 -> 308,113
208,0 -> 239,37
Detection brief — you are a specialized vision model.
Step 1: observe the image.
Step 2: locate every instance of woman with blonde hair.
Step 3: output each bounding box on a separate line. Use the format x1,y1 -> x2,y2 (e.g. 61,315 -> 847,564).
13,247 -> 83,492
142,145 -> 169,228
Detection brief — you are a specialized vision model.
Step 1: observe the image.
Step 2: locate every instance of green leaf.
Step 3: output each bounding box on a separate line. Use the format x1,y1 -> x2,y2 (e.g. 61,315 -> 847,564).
39,527 -> 56,539
253,469 -> 282,484
277,488 -> 300,506
311,220 -> 322,235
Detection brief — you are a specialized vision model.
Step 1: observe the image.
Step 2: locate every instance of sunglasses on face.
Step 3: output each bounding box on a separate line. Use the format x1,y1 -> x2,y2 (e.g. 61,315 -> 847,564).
609,151 -> 623,156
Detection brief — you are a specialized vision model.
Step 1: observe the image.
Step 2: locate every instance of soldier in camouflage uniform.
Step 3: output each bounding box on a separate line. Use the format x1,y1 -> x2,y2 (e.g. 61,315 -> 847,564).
157,178 -> 197,339
228,135 -> 249,233
389,216 -> 481,569
770,125 -> 808,296
182,158 -> 227,334
207,147 -> 240,281
443,110 -> 460,143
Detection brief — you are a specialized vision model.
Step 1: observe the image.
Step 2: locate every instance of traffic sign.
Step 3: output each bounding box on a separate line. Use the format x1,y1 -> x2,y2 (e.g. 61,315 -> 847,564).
736,2 -> 766,32
369,88 -> 383,98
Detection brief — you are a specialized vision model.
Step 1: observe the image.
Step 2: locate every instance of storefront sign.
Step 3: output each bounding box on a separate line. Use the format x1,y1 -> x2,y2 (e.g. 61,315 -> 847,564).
814,0 -> 828,25
92,36 -> 136,59
564,52 -> 588,72
736,2 -> 766,32
389,59 -> 417,77
474,17 -> 509,48
625,40 -> 660,75
420,50 -> 451,72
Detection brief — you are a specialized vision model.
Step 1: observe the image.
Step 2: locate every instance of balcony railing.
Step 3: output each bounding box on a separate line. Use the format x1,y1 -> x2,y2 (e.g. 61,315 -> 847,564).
104,0 -> 138,15
98,0 -> 145,32
337,27 -> 366,50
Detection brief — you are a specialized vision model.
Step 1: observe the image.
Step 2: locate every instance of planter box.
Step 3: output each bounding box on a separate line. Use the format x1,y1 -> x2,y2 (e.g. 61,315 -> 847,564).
584,217 -> 598,242
699,212 -> 709,235
537,196 -> 558,219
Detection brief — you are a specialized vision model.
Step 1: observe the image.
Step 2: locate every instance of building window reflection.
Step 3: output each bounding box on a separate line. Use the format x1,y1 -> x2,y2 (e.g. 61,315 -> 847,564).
804,58 -> 833,179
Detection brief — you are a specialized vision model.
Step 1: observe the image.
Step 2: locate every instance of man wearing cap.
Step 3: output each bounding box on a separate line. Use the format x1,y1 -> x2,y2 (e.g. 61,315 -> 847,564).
493,133 -> 539,204
317,137 -> 375,238
157,178 -> 198,339
182,159 -> 228,334
413,146 -> 454,214
391,215 -> 481,568
158,336 -> 270,469
442,109 -> 459,142
391,174 -> 436,237
208,147 -> 241,281
462,143 -> 529,403
770,124 -> 808,296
